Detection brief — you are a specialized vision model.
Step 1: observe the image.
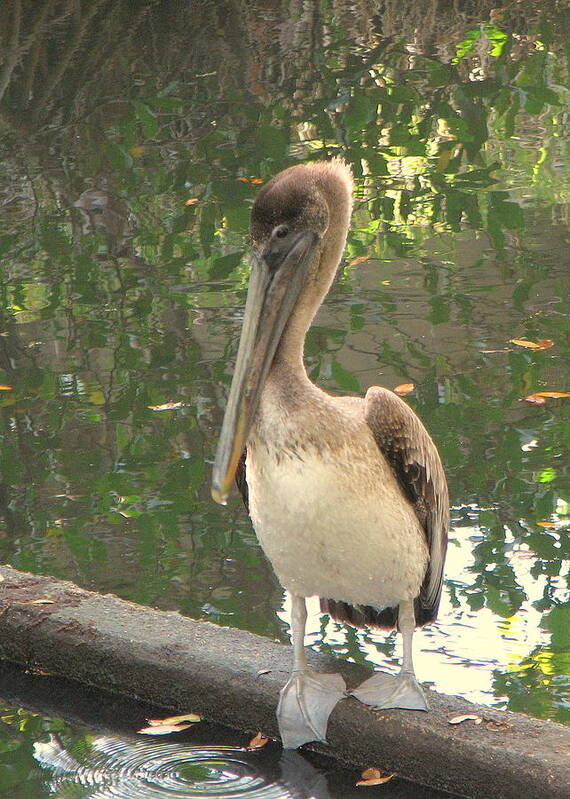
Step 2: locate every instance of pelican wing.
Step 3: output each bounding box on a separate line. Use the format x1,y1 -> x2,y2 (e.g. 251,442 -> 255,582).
365,386 -> 449,623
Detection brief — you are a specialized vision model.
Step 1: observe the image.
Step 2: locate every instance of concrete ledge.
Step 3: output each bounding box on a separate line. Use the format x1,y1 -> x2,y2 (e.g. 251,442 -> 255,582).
0,565 -> 568,799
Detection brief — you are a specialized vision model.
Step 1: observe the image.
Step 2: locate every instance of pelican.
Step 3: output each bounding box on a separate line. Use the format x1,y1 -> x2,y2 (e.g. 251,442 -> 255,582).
212,160 -> 449,749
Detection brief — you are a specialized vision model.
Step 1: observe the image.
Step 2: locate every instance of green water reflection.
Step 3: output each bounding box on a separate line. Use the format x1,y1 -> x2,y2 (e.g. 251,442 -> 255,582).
0,0 -> 568,732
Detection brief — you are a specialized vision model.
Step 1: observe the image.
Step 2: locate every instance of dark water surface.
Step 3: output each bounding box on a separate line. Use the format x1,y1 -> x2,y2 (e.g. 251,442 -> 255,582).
0,664 -> 452,798
0,0 -> 569,794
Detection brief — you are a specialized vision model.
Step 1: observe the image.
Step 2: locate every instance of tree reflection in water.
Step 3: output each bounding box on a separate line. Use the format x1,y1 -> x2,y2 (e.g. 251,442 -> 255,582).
0,0 -> 568,727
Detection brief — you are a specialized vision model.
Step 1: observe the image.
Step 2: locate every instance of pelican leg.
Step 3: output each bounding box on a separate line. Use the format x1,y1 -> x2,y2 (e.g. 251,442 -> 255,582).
277,594 -> 346,749
350,600 -> 428,712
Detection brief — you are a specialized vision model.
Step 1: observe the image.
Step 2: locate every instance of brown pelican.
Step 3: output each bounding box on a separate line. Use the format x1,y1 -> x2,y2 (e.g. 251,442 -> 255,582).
212,160 -> 449,749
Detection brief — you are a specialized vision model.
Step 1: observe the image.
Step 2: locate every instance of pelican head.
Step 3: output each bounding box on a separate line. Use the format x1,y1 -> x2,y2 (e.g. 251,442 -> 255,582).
212,160 -> 353,504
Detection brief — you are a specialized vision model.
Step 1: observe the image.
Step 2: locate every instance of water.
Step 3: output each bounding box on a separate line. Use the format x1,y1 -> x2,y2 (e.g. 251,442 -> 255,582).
0,665 -> 450,798
0,0 -> 569,793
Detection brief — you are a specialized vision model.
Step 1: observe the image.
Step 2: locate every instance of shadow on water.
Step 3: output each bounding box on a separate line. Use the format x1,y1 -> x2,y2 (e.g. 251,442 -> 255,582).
0,8 -> 568,793
0,664 -> 453,798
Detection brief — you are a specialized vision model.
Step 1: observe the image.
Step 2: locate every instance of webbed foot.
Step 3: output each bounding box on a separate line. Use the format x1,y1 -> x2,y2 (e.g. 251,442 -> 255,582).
350,670 -> 428,712
277,670 -> 346,749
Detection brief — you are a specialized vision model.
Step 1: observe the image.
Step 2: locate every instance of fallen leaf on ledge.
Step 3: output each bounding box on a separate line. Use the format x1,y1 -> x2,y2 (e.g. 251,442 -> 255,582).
448,714 -> 482,725
247,732 -> 269,750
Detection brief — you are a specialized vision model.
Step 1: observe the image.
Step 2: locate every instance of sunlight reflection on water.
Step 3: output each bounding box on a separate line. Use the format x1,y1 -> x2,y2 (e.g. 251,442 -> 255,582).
279,523 -> 569,708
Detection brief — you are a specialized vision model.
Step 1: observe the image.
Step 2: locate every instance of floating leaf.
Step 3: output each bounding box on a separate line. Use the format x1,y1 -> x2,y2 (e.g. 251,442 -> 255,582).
247,732 -> 269,750
524,392 -> 570,404
146,713 -> 201,726
394,383 -> 415,396
448,714 -> 481,725
130,145 -> 147,158
0,385 -> 13,391
356,767 -> 395,786
348,256 -> 369,268
147,402 -> 186,411
510,339 -> 554,350
185,198 -> 199,206
250,178 -> 264,184
138,722 -> 194,735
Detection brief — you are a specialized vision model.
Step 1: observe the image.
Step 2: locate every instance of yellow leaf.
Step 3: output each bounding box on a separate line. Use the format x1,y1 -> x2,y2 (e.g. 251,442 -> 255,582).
147,402 -> 186,411
348,256 -> 369,268
185,198 -> 199,206
510,338 -> 554,350
130,145 -> 147,157
250,178 -> 264,184
0,385 -> 13,391
247,732 -> 269,749
394,383 -> 415,396
146,713 -> 201,726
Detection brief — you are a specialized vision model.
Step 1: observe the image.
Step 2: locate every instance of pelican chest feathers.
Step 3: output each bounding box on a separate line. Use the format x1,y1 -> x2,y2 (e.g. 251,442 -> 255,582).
212,160 -> 449,749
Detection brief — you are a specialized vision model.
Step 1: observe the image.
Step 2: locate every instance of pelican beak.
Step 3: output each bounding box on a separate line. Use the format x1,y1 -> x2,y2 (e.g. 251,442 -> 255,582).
211,230 -> 319,504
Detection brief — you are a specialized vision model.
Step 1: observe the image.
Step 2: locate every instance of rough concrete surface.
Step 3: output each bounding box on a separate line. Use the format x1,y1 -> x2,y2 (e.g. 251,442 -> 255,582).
0,565 -> 568,799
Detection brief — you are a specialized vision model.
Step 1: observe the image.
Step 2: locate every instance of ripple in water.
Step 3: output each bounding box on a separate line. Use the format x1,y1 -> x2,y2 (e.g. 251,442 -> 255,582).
33,734 -> 301,799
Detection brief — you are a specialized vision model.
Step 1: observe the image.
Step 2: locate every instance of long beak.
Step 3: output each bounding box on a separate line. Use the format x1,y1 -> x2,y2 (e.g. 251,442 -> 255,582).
211,230 -> 319,504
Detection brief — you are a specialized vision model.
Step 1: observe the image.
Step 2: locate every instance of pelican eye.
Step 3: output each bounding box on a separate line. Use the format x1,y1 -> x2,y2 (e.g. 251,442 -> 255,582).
274,225 -> 289,239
